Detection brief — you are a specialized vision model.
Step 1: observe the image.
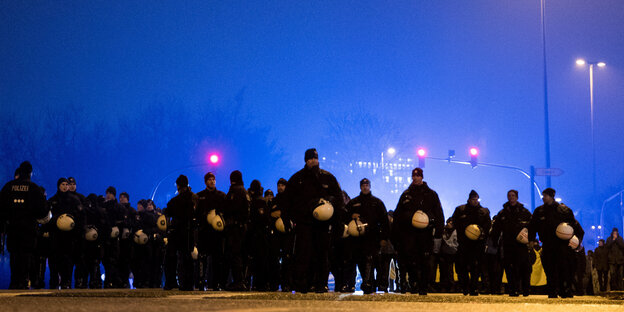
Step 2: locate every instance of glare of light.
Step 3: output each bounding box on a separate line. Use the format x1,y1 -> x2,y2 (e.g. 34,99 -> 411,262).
597,62 -> 606,67
576,59 -> 586,66
469,147 -> 478,156
598,225 -> 602,230
209,154 -> 219,164
591,225 -> 596,230
417,148 -> 426,157
387,147 -> 396,155
555,197 -> 562,202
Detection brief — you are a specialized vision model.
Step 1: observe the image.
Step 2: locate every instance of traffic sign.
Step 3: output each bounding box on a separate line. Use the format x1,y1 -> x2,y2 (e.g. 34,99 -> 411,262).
535,168 -> 564,176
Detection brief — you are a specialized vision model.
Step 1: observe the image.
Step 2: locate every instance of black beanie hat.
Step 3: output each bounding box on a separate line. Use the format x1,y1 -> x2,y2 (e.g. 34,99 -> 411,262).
304,148 -> 318,162
230,170 -> 243,185
68,177 -> 76,184
106,186 -> 117,196
412,167 -> 423,178
249,179 -> 263,196
264,189 -> 274,197
204,172 -> 216,182
19,161 -> 33,174
120,192 -> 129,200
277,178 -> 288,186
176,175 -> 189,188
57,177 -> 69,189
360,178 -> 370,186
469,190 -> 479,199
542,188 -> 556,198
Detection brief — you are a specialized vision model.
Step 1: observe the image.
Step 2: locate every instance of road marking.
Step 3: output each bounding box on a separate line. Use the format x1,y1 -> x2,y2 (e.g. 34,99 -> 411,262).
0,292 -> 53,297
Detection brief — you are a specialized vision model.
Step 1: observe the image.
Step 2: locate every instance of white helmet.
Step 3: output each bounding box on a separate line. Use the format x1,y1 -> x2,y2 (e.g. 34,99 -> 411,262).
411,210 -> 429,229
516,227 -> 529,244
342,224 -> 349,238
347,219 -> 367,237
191,246 -> 199,260
121,228 -> 130,240
556,222 -> 574,240
313,198 -> 334,221
569,235 -> 580,249
85,226 -> 99,241
56,213 -> 75,231
211,214 -> 225,231
465,224 -> 481,241
37,211 -> 52,224
206,209 -> 216,224
110,226 -> 120,238
157,214 -> 167,231
133,229 -> 148,245
275,217 -> 291,233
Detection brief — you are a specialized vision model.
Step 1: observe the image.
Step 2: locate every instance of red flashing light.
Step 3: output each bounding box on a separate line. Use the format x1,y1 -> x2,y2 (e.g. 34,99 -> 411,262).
417,148 -> 426,157
469,148 -> 478,156
209,154 -> 219,164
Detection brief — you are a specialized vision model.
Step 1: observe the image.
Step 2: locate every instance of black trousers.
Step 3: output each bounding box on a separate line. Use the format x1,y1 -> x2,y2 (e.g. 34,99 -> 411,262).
224,225 -> 247,288
10,251 -> 32,289
164,232 -> 194,290
503,243 -> 531,294
597,270 -> 608,291
541,243 -> 575,296
397,235 -> 434,293
292,223 -> 330,292
456,243 -> 485,294
344,237 -> 377,293
375,253 -> 393,291
102,238 -> 120,288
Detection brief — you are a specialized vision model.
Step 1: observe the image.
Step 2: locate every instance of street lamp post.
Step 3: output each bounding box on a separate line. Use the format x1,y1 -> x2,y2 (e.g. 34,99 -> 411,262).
540,0 -> 552,188
576,59 -> 606,209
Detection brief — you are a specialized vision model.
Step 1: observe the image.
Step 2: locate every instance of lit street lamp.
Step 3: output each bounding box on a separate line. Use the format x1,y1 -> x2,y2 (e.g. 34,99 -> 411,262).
576,58 -> 606,203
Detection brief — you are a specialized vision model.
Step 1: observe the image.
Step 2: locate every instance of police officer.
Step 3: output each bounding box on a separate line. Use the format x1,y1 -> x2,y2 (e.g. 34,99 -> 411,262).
195,172 -> 227,290
132,199 -> 157,288
268,178 -> 294,292
84,193 -> 106,288
391,168 -> 444,295
48,177 -> 84,289
490,189 -> 532,296
283,148 -> 345,293
118,192 -> 136,288
67,177 -> 89,288
30,187 -> 52,289
146,199 -> 166,288
343,178 -> 389,294
223,170 -> 251,291
0,161 -> 48,289
163,175 -> 197,291
528,188 -> 584,298
452,190 -> 491,296
249,180 -> 272,290
102,186 -> 124,288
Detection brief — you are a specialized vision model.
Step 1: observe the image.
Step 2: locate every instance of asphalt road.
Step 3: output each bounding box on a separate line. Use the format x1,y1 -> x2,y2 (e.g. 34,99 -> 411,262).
0,290 -> 622,312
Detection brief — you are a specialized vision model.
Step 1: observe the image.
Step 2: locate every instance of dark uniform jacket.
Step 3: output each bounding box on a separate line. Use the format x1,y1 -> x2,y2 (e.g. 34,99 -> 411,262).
593,245 -> 609,271
0,177 -> 48,252
196,187 -> 226,231
164,189 -> 197,250
451,202 -> 491,248
283,166 -> 345,226
345,192 -> 389,242
606,235 -> 624,265
392,182 -> 444,246
223,184 -> 250,227
490,202 -> 532,248
528,202 -> 584,247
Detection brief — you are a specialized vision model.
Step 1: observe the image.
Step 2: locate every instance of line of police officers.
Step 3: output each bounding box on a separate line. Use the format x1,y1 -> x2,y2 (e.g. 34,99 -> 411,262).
1,151 -> 585,298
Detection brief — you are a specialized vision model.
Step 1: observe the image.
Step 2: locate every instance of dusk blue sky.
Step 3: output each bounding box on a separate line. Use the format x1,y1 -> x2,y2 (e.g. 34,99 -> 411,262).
2,1 -> 624,259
